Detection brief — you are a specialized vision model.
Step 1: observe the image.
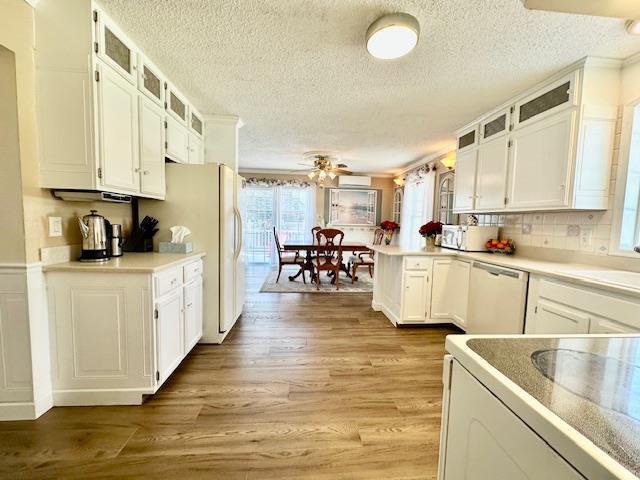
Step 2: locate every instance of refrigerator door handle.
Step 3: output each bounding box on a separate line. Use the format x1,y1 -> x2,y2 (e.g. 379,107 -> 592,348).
233,207 -> 243,260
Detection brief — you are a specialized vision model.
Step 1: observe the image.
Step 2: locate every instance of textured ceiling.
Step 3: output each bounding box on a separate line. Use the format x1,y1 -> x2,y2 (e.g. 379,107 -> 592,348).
99,0 -> 640,173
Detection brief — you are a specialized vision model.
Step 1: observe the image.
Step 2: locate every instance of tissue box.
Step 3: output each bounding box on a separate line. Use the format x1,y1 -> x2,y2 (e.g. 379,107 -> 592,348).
159,242 -> 193,254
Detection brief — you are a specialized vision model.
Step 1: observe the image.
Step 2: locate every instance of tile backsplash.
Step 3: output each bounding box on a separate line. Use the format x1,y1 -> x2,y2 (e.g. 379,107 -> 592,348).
475,211 -> 612,255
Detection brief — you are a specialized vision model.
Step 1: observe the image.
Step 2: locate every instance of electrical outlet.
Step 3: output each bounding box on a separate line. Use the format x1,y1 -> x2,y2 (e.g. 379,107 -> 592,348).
48,217 -> 62,237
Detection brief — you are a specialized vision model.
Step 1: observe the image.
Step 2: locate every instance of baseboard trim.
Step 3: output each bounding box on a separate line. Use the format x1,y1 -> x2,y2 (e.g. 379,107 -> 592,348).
0,402 -> 36,421
53,388 -> 150,406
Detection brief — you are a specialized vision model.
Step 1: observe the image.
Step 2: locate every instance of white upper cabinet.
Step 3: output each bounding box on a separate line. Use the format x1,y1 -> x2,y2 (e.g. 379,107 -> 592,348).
35,0 -> 205,199
94,8 -> 137,84
453,59 -> 620,213
166,115 -> 190,164
507,109 -> 575,210
166,83 -> 189,126
513,72 -> 577,129
453,131 -> 478,213
139,95 -> 166,198
137,54 -> 164,107
96,62 -> 140,193
476,109 -> 511,210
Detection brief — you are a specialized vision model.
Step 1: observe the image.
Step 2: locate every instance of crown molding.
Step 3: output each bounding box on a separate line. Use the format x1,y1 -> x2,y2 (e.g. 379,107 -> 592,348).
203,114 -> 244,128
239,168 -> 395,178
398,145 -> 456,175
23,0 -> 38,7
623,51 -> 640,68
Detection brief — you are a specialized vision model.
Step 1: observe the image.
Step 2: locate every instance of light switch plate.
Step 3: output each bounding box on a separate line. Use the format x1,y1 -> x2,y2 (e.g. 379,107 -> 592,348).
48,217 -> 62,237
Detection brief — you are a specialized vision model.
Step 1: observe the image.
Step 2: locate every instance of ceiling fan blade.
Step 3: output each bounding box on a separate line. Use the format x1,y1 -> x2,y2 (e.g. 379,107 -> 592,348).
335,163 -> 348,168
297,162 -> 315,167
331,168 -> 353,175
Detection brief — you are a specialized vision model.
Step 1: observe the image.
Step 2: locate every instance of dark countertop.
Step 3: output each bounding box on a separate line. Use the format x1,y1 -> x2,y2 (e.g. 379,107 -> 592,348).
467,336 -> 640,477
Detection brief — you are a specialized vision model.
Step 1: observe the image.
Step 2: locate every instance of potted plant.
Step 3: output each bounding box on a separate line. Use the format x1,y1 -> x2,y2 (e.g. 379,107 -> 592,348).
419,221 -> 443,251
380,220 -> 399,245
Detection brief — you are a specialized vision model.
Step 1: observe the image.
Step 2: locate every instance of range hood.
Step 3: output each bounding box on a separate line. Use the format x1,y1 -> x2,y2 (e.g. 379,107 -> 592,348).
52,190 -> 132,204
521,0 -> 640,19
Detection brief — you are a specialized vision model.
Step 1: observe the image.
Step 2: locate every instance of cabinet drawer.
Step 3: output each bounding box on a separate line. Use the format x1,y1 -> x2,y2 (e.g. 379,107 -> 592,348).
404,257 -> 432,271
155,267 -> 182,297
184,259 -> 203,282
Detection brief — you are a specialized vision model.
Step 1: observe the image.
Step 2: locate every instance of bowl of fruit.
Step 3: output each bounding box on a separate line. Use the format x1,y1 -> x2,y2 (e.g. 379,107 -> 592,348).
485,238 -> 515,254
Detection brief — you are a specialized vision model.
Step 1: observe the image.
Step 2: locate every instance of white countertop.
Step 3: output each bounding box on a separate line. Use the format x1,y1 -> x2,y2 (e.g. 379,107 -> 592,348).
43,252 -> 206,273
370,245 -> 640,297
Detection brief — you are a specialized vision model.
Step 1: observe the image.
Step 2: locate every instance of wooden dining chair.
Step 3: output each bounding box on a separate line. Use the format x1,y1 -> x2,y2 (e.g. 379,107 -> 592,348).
350,228 -> 384,283
273,227 -> 306,283
313,228 -> 344,290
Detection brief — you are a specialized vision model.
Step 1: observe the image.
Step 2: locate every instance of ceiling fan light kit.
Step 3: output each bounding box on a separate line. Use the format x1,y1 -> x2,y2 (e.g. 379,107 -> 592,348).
366,12 -> 420,60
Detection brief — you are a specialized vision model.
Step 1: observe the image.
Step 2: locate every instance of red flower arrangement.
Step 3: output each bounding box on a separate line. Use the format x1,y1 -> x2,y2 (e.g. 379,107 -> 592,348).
380,220 -> 399,231
419,221 -> 443,238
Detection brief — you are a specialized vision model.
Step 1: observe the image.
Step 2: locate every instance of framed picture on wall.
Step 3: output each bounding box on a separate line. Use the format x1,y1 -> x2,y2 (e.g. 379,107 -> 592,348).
326,188 -> 379,226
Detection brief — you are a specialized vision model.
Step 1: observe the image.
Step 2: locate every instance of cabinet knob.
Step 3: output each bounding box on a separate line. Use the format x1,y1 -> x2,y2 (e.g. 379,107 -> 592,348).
143,170 -> 150,175
134,168 -> 140,173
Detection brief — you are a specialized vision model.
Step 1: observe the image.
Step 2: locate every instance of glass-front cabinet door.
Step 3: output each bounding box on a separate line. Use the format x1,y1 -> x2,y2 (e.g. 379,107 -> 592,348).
166,83 -> 189,125
94,7 -> 137,84
190,111 -> 204,137
137,54 -> 164,106
514,71 -> 578,128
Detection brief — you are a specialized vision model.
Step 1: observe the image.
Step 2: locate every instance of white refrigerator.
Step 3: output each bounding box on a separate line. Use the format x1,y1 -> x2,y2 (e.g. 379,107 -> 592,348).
219,164 -> 245,333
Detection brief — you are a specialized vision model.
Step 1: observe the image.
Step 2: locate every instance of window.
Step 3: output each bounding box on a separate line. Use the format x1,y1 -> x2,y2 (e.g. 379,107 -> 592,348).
398,170 -> 436,250
244,185 -> 315,263
438,172 -> 455,225
393,188 -> 403,224
614,102 -> 640,254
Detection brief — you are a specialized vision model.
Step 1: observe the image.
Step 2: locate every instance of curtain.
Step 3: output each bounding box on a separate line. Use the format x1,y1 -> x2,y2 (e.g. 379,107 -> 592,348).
399,170 -> 436,250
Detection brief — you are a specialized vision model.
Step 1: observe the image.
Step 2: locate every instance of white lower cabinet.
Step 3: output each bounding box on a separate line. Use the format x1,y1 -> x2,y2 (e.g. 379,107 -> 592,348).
525,275 -> 640,334
402,271 -> 431,322
155,290 -> 184,386
439,359 -> 584,480
431,259 -> 470,329
46,257 -> 203,405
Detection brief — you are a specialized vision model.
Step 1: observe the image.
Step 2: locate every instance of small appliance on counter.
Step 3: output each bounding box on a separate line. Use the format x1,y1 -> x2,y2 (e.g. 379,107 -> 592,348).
110,223 -> 124,257
78,210 -> 110,262
441,225 -> 499,252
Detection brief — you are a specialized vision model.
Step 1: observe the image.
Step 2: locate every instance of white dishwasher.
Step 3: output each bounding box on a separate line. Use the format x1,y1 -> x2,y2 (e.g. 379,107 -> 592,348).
467,262 -> 529,334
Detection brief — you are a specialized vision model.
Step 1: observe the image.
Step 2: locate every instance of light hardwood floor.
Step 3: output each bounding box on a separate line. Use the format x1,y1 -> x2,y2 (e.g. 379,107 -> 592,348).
0,265 -> 460,479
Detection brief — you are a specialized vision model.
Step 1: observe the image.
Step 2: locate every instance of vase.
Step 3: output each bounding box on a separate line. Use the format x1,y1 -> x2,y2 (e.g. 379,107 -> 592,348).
424,236 -> 435,251
384,230 -> 393,245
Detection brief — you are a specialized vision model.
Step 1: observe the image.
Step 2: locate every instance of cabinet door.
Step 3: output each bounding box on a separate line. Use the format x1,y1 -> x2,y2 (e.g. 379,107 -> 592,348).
589,316 -> 636,334
165,115 -> 189,164
514,72 -> 577,129
190,110 -> 204,137
507,110 -> 575,210
443,361 -> 584,480
188,133 -> 204,165
532,299 -> 590,334
402,272 -> 429,322
183,278 -> 203,352
166,85 -> 188,125
137,54 -> 164,106
431,259 -> 452,319
450,260 -> 470,327
96,62 -> 140,193
156,291 -> 183,386
457,127 -> 478,152
95,9 -> 137,84
139,96 -> 166,198
452,148 -> 477,212
476,134 -> 510,210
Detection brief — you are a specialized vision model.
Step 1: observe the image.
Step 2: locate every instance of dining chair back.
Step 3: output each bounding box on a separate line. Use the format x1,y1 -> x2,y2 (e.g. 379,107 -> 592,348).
313,228 -> 344,290
273,227 -> 305,283
349,227 -> 383,283
311,226 -> 322,244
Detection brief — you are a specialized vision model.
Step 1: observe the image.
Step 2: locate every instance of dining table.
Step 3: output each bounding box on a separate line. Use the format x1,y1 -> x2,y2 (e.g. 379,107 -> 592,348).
282,242 -> 371,283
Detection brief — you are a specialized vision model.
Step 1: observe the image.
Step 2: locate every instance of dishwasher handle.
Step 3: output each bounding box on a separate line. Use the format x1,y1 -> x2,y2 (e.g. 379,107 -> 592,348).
473,262 -> 522,279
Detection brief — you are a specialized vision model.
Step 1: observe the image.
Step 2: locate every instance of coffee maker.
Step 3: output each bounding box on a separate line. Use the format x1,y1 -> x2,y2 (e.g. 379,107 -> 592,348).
77,210 -> 110,262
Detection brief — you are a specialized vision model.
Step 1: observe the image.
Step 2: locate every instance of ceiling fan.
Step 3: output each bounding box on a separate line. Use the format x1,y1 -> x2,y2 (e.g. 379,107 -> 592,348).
297,152 -> 353,183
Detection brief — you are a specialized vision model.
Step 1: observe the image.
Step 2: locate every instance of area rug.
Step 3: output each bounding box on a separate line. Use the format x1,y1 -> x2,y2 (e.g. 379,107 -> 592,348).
259,267 -> 374,293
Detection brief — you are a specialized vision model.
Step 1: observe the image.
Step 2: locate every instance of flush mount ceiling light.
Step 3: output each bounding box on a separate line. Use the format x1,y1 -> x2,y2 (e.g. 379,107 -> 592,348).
366,13 -> 420,60
626,20 -> 640,36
